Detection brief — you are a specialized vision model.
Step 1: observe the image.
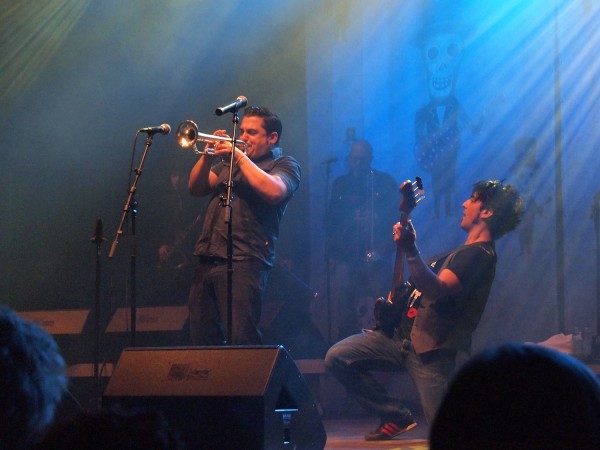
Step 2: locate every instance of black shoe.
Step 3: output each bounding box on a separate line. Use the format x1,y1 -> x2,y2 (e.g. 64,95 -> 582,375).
364,416 -> 417,441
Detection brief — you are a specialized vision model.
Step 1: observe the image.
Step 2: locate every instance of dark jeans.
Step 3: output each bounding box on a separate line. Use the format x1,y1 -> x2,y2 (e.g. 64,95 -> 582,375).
188,257 -> 270,345
325,329 -> 455,424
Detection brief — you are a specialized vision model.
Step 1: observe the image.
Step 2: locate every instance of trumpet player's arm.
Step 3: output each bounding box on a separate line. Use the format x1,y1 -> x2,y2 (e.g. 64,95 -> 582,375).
188,129 -> 229,197
188,153 -> 218,197
233,149 -> 291,204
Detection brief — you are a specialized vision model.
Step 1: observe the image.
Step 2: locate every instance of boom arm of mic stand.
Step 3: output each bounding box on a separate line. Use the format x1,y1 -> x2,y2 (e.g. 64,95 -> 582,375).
108,186 -> 136,259
108,134 -> 155,345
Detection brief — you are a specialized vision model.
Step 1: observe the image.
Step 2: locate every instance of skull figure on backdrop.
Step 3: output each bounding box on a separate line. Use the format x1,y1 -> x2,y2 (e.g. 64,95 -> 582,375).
414,27 -> 480,219
425,32 -> 463,101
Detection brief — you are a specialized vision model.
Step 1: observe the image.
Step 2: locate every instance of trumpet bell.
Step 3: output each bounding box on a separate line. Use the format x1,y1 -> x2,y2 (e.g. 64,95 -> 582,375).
177,120 -> 199,151
176,119 -> 247,156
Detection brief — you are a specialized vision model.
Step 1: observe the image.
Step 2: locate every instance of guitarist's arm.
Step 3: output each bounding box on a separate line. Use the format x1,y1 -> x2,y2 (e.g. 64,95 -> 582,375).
393,221 -> 462,300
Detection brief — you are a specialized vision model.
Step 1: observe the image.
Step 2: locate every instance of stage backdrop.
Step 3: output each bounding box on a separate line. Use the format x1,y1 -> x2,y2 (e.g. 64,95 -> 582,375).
1,0 -> 599,362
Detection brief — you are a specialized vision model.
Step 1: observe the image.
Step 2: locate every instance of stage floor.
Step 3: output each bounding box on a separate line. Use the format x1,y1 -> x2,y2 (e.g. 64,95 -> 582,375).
324,415 -> 429,449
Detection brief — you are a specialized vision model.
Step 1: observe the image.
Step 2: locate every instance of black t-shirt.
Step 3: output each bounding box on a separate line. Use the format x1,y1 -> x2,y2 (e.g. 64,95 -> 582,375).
193,148 -> 301,267
398,242 -> 497,353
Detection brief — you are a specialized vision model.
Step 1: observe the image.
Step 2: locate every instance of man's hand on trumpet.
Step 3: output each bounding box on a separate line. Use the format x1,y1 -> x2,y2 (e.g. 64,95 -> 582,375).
205,130 -> 246,159
189,109 -> 287,202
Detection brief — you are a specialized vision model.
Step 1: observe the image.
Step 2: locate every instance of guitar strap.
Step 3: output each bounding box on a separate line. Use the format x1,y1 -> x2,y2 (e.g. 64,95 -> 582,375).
419,242 -> 491,285
426,241 -> 493,272
402,250 -> 453,318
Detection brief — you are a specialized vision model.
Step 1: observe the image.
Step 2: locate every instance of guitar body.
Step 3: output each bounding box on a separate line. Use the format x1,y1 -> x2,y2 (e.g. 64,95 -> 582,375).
156,214 -> 201,272
374,281 -> 413,337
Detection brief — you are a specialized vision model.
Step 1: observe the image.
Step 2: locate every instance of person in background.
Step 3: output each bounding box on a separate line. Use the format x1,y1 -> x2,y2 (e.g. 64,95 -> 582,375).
325,139 -> 399,341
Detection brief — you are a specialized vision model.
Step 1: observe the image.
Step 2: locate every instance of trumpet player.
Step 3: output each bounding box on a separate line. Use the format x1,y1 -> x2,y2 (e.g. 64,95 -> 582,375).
187,106 -> 301,345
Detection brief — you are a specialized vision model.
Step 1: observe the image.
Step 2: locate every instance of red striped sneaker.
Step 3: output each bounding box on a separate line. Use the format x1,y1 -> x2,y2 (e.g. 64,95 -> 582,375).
364,416 -> 417,441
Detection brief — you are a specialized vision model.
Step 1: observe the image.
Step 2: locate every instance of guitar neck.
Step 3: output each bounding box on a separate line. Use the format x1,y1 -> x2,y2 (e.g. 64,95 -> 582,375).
399,211 -> 409,227
390,248 -> 405,294
390,211 -> 410,294
388,177 -> 424,298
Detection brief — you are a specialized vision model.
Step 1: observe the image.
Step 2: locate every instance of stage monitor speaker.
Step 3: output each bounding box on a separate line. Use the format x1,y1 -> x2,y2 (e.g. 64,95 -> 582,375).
103,346 -> 326,449
18,309 -> 89,335
105,306 -> 188,333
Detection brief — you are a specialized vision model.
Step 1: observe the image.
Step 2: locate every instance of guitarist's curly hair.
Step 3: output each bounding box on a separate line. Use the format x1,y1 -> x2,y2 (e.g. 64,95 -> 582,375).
473,180 -> 523,240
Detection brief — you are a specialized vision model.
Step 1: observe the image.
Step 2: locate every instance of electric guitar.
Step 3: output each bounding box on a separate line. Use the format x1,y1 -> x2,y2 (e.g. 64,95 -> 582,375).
157,214 -> 202,272
373,177 -> 425,336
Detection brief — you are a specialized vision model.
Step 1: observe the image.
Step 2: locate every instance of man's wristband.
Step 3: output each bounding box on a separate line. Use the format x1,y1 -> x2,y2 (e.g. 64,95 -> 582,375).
406,246 -> 420,259
236,152 -> 248,166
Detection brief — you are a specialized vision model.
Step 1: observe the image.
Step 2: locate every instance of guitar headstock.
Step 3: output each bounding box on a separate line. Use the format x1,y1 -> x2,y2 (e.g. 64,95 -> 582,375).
399,177 -> 425,220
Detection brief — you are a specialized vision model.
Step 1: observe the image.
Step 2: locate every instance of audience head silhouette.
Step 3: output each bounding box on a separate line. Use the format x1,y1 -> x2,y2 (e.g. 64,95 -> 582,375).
430,342 -> 600,449
34,407 -> 184,450
0,305 -> 67,449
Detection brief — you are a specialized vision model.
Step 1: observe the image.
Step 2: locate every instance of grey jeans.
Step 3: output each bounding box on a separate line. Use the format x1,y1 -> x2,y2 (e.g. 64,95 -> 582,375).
324,328 -> 455,424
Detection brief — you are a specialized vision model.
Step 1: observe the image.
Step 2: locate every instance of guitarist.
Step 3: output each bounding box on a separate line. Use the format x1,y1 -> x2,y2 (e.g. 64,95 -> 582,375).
325,179 -> 523,441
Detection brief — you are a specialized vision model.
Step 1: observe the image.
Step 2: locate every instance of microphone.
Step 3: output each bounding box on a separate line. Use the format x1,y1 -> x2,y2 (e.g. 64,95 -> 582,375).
138,124 -> 171,135
215,96 -> 248,116
91,218 -> 106,244
321,156 -> 338,164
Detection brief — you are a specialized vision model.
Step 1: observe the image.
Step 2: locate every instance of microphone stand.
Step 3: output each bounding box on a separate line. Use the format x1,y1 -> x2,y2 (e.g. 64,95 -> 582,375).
109,134 -> 155,347
90,219 -> 106,410
222,112 -> 240,344
323,158 -> 335,344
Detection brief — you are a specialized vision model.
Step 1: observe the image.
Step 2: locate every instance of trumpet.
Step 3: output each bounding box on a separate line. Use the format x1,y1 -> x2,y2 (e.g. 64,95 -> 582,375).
176,120 -> 246,155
